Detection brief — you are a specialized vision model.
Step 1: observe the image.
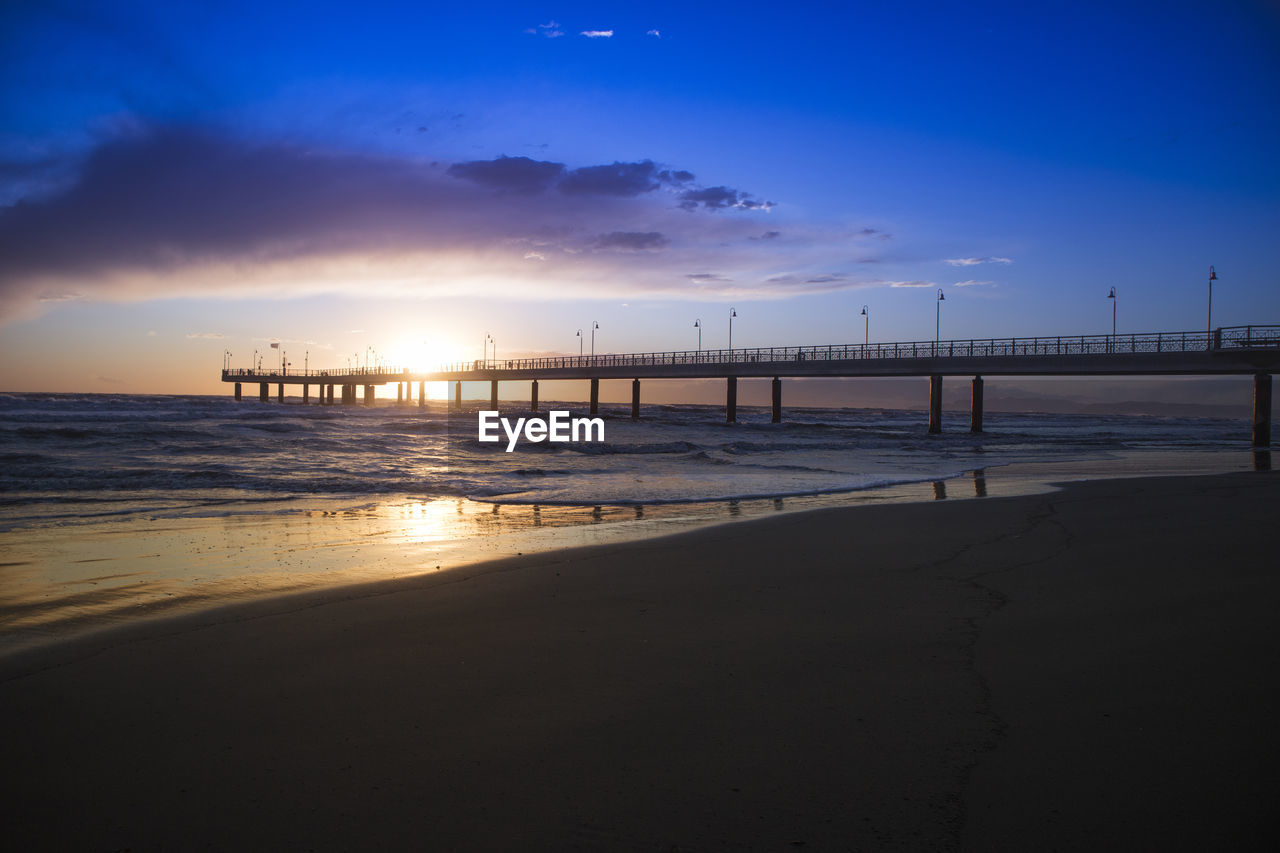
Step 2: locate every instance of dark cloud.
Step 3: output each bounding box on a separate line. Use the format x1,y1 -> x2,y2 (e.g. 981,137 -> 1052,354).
446,155 -> 565,193
686,272 -> 732,283
750,230 -> 781,241
560,161 -> 661,197
0,125 -> 797,317
0,126 -> 478,284
656,168 -> 694,183
678,186 -> 774,211
592,231 -> 669,251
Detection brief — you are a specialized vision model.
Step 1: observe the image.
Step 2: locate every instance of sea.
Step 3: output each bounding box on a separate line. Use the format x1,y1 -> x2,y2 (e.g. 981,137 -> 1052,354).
0,392 -> 1266,650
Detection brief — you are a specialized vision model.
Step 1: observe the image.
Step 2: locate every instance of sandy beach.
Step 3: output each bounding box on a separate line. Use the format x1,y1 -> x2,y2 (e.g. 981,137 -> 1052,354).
2,470 -> 1277,850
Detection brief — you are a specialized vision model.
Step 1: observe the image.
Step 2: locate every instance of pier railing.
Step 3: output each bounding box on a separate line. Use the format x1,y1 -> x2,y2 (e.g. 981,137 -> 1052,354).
432,325 -> 1280,373
222,365 -> 414,380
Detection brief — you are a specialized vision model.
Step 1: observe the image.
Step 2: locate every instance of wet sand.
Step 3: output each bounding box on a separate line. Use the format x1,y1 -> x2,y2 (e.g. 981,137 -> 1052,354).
1,471 -> 1277,850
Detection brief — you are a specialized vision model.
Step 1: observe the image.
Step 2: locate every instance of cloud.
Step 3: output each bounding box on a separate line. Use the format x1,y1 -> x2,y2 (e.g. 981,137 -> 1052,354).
678,186 -> 774,211
185,331 -> 225,338
944,257 -> 1012,266
446,155 -> 565,193
592,231 -> 669,251
656,168 -> 694,184
581,30 -> 614,38
760,273 -> 864,293
954,279 -> 995,287
525,21 -> 565,38
887,280 -> 936,288
0,127 -> 777,315
646,29 -> 661,37
0,124 -> 899,318
561,161 -> 662,197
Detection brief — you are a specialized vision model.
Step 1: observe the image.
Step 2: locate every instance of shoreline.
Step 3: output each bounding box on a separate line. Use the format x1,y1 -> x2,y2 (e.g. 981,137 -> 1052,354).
2,470 -> 1276,849
0,448 -> 1269,657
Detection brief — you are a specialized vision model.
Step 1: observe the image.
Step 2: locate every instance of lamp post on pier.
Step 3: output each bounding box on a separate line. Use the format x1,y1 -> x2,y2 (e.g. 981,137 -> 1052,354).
935,289 -> 945,343
591,321 -> 599,357
728,307 -> 737,351
576,329 -> 583,357
1207,265 -> 1217,348
1107,287 -> 1116,351
694,319 -> 702,351
861,305 -> 869,347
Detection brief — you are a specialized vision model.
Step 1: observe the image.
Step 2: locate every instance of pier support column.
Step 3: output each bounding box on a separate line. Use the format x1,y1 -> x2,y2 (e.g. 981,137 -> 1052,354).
531,380 -> 539,412
302,384 -> 309,404
454,381 -> 461,411
490,380 -> 499,410
327,384 -> 334,405
726,376 -> 738,423
419,381 -> 426,409
771,377 -> 782,423
234,382 -> 242,401
928,375 -> 942,434
970,375 -> 984,433
397,383 -> 403,404
277,383 -> 284,403
364,385 -> 374,406
1253,372 -> 1272,447
259,382 -> 268,402
631,379 -> 640,419
590,378 -> 599,415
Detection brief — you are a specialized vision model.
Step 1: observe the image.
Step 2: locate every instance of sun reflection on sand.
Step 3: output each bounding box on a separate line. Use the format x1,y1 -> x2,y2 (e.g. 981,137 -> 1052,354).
2,450 -> 1262,656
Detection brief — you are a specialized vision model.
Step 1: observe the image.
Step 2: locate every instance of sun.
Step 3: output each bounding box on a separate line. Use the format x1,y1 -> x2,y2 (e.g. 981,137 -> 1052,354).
379,338 -> 460,373
374,338 -> 460,399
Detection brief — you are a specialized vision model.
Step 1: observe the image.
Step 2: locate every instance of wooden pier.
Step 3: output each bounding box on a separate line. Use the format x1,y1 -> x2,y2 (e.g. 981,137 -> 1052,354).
223,325 -> 1280,446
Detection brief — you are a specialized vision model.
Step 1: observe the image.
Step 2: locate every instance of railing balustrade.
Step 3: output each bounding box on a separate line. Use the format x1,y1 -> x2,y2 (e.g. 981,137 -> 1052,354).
221,325 -> 1279,378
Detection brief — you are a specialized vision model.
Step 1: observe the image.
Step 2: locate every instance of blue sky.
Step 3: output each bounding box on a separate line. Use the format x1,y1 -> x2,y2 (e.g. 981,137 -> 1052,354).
1,0 -> 1278,393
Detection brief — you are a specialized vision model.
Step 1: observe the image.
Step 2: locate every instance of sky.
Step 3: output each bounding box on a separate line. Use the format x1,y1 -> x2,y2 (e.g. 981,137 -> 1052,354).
1,0 -> 1278,398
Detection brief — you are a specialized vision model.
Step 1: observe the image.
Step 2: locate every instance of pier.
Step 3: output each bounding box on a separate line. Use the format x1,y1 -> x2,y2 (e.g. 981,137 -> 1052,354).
222,325 -> 1280,446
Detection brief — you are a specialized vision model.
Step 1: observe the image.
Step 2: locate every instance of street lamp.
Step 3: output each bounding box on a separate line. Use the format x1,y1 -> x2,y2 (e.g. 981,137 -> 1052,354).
694,319 -> 702,351
483,332 -> 492,367
728,307 -> 737,351
1107,287 -> 1116,350
253,349 -> 259,372
860,305 -> 869,347
935,289 -> 945,343
1207,265 -> 1217,347
591,321 -> 599,357
576,329 -> 583,357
